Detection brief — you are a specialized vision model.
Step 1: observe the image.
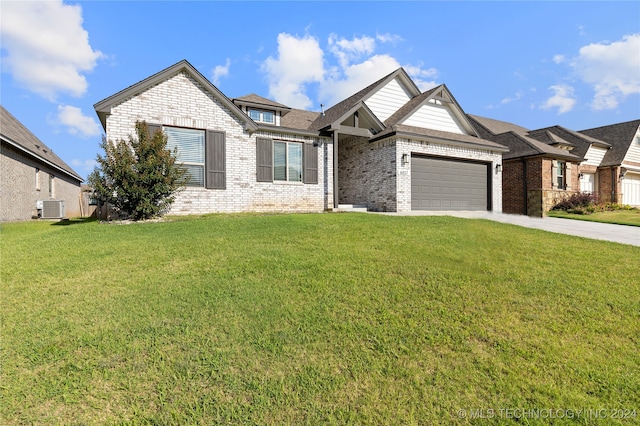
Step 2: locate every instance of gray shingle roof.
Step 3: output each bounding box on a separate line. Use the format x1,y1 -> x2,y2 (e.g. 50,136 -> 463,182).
310,67 -> 418,131
371,123 -> 509,152
1,105 -> 83,182
280,108 -> 321,131
527,125 -> 610,160
580,119 -> 640,167
468,115 -> 580,160
233,94 -> 291,109
468,114 -> 529,136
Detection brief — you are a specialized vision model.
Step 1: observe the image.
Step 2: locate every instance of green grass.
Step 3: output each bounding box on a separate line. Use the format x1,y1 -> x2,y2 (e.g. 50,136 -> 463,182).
1,213 -> 639,425
548,208 -> 640,226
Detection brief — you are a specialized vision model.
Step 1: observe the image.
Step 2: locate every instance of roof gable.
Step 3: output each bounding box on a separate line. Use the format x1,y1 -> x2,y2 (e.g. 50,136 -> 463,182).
94,60 -> 257,132
310,67 -> 420,131
0,105 -> 83,182
580,119 -> 640,166
387,85 -> 479,136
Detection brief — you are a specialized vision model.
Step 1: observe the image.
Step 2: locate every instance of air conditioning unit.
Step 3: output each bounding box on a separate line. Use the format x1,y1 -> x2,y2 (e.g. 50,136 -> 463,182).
38,200 -> 65,219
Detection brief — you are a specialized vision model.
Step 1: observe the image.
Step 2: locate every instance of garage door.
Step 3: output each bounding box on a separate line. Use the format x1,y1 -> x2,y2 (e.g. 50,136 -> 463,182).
622,172 -> 640,207
411,156 -> 489,211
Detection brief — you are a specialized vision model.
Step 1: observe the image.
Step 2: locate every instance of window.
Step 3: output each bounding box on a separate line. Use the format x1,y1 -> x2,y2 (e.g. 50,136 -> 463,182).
162,125 -> 226,189
274,141 -> 302,182
249,109 -> 275,124
35,168 -> 40,191
556,161 -> 566,189
48,174 -> 54,198
256,138 -> 318,184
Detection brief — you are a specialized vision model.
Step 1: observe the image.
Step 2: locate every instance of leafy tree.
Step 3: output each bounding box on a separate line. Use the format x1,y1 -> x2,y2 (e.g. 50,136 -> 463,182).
89,121 -> 186,220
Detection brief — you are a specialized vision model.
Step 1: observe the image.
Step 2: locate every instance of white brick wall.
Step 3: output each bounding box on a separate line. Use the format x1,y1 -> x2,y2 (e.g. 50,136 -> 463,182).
106,70 -> 332,214
396,138 -> 502,212
338,134 -> 502,212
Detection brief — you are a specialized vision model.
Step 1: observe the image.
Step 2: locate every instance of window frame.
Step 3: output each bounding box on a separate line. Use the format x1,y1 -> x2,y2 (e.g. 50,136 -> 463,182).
48,174 -> 55,198
556,160 -> 566,190
256,138 -> 318,185
159,124 -> 226,190
274,141 -> 303,183
248,108 -> 276,124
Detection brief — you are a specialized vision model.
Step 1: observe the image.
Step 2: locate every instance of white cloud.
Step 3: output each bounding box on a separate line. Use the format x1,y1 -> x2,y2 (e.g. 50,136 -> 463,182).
553,54 -> 565,64
54,105 -> 101,137
0,1 -> 103,100
501,90 -> 524,105
376,32 -> 403,44
262,33 -> 324,109
212,58 -> 231,86
328,34 -> 376,68
262,32 -> 439,110
571,33 -> 640,110
541,84 -> 576,114
404,64 -> 438,92
320,55 -> 403,106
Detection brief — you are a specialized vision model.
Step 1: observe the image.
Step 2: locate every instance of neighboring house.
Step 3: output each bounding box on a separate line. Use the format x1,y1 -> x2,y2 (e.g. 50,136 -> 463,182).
1,105 -> 84,222
469,115 -> 582,216
94,60 -> 507,215
469,114 -> 640,216
579,120 -> 640,207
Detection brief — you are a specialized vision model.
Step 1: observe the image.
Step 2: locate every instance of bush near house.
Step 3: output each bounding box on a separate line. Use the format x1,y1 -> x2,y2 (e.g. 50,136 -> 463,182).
552,191 -> 637,215
89,121 -> 186,221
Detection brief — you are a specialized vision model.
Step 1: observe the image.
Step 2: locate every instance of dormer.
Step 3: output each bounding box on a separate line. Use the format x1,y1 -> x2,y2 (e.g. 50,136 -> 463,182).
233,94 -> 291,126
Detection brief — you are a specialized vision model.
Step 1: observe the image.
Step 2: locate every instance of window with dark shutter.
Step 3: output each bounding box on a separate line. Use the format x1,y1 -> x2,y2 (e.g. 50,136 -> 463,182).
256,138 -> 273,182
303,143 -> 318,184
206,130 -> 226,189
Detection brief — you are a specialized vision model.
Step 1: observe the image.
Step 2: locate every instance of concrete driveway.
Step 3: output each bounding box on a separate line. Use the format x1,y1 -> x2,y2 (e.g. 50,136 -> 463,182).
375,211 -> 640,247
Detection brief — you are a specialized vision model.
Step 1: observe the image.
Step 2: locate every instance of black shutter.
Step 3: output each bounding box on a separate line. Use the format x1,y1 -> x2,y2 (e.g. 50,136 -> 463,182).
147,123 -> 162,138
303,143 -> 318,184
206,130 -> 225,189
256,138 -> 273,182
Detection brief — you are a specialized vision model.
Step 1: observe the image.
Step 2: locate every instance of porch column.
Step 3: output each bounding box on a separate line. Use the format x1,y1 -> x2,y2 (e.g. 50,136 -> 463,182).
333,131 -> 339,209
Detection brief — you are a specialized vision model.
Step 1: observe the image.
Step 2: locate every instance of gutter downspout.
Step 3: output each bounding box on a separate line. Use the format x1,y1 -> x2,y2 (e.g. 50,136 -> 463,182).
523,159 -> 528,215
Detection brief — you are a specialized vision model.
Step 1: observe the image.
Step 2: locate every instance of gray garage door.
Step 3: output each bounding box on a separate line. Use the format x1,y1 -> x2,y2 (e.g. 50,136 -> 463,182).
411,156 -> 489,211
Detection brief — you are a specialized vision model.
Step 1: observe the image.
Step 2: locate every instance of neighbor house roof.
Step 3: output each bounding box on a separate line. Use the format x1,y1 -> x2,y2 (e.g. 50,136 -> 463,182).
580,119 -> 640,167
310,67 -> 421,131
0,105 -> 83,182
94,60 -> 258,132
495,131 -> 580,161
527,125 -> 610,160
468,114 -> 530,136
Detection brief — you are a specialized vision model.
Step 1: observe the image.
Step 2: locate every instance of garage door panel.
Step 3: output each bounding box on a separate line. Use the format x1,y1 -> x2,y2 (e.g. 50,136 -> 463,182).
411,156 -> 489,211
622,172 -> 640,207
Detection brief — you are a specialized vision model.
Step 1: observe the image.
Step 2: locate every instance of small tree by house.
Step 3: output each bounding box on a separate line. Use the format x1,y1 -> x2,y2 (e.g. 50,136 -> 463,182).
89,121 -> 186,221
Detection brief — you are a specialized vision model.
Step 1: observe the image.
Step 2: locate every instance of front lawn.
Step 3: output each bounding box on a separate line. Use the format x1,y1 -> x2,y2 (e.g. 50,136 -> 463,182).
548,208 -> 640,226
1,214 -> 639,424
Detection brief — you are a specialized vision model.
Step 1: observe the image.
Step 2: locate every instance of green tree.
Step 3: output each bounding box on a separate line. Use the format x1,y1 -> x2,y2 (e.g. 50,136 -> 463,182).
89,121 -> 186,221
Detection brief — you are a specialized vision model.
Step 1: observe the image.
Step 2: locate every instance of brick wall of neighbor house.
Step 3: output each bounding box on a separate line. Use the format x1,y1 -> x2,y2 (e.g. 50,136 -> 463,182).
1,143 -> 82,222
338,135 -> 397,211
526,157 -> 581,217
106,70 -> 332,214
503,160 -> 526,214
598,166 -> 623,203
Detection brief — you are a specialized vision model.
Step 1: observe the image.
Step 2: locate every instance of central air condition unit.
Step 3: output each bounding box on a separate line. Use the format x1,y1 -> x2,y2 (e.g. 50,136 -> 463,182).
39,200 -> 65,219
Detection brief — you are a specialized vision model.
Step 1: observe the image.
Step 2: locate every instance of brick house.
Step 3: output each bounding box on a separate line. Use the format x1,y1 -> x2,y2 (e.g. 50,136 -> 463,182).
1,105 -> 84,222
579,119 -> 640,207
469,115 -> 640,216
470,115 -> 585,217
94,60 -> 507,215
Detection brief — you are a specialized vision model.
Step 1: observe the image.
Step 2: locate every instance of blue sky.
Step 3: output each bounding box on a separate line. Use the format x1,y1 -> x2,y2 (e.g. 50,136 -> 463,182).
2,1 -> 639,180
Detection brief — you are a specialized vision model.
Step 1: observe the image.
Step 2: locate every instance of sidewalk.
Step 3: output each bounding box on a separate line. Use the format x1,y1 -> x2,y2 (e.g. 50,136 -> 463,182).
375,211 -> 640,247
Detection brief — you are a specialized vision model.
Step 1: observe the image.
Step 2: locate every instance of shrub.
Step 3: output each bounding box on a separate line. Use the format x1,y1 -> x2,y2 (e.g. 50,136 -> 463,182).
552,192 -> 598,212
89,121 -> 187,221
